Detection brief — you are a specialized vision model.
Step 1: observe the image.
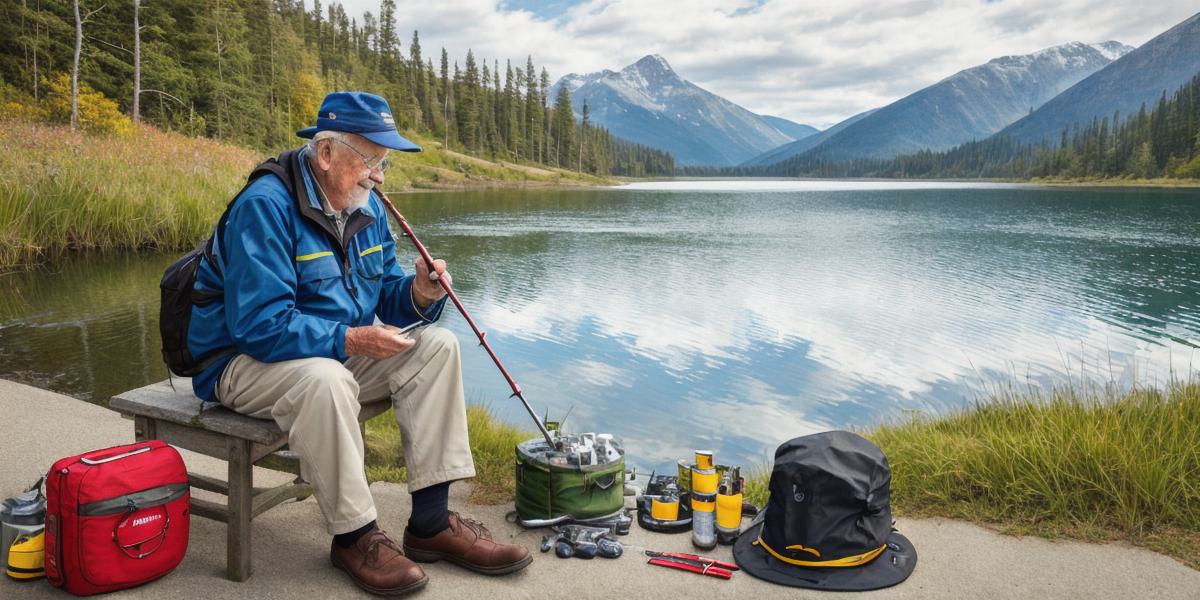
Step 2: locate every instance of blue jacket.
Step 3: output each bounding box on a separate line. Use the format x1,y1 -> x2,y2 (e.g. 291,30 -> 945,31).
186,147 -> 445,402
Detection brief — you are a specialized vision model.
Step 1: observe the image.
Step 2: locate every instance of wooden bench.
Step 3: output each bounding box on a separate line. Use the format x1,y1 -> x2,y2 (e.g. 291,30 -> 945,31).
110,379 -> 390,582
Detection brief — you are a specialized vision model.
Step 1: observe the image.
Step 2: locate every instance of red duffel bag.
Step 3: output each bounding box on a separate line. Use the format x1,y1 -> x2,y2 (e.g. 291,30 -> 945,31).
45,440 -> 190,596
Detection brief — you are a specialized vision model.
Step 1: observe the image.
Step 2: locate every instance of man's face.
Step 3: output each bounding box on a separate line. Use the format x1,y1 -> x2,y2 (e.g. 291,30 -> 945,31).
317,134 -> 389,211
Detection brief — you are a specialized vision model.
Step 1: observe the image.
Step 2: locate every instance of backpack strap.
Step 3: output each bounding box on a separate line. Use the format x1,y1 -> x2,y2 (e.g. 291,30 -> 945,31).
177,159 -> 288,378
202,153 -> 296,279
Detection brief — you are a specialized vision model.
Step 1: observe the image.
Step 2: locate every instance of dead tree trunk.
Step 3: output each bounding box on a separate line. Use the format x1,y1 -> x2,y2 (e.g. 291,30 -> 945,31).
71,0 -> 81,131
132,0 -> 141,123
70,1 -> 103,132
33,0 -> 40,100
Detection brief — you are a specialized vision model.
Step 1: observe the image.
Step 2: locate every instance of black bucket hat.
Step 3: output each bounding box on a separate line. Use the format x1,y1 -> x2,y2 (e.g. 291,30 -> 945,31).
733,431 -> 917,591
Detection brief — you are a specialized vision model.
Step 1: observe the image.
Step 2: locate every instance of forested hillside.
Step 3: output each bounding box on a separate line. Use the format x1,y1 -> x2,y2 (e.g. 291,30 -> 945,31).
0,0 -> 673,177
691,72 -> 1200,181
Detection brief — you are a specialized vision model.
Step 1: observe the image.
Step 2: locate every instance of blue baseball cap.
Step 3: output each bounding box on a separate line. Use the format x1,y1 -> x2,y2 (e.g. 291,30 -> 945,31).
297,91 -> 421,152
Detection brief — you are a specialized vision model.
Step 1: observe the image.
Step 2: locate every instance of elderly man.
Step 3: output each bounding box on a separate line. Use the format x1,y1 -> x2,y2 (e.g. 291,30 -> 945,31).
186,91 -> 530,595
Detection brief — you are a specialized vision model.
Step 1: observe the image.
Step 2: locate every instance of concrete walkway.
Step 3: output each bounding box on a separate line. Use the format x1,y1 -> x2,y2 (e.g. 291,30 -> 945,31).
1,378 -> 1197,599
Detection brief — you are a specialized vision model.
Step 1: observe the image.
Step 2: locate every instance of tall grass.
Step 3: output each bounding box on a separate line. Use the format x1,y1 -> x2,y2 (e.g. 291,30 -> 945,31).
0,119 -> 258,270
745,383 -> 1200,569
364,404 -> 532,505
0,119 -> 611,271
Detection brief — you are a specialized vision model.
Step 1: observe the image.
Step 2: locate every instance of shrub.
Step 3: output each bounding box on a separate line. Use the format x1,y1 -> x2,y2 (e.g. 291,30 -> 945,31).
44,73 -> 133,136
0,100 -> 48,122
0,82 -> 48,122
1172,154 -> 1200,179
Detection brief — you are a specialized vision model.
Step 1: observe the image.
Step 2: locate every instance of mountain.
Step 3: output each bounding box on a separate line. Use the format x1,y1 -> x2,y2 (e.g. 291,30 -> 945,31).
752,41 -> 1130,165
741,109 -> 877,167
995,12 -> 1200,146
757,115 -> 819,141
553,55 -> 814,166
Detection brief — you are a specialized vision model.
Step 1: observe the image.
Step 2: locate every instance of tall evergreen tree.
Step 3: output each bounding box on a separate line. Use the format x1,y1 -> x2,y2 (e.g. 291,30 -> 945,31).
0,3 -> 675,176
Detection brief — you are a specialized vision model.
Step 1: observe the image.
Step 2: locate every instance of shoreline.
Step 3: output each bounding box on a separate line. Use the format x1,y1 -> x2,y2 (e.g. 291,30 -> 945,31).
1,378 -> 1198,599
393,175 -> 1200,193
620,175 -> 1200,189
394,178 -> 617,193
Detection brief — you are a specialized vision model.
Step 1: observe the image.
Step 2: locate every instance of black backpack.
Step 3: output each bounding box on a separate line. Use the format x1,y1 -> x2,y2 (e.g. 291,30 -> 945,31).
158,154 -> 298,377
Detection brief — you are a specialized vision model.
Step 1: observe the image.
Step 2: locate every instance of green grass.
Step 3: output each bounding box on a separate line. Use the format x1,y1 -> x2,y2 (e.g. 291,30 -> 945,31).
364,377 -> 1200,569
745,383 -> 1200,569
386,134 -> 614,190
0,118 -> 613,272
1027,176 -> 1200,187
364,404 -> 533,505
0,119 -> 258,271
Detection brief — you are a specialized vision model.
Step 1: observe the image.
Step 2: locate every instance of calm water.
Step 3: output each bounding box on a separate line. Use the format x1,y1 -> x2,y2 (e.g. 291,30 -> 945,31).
3,181 -> 1199,472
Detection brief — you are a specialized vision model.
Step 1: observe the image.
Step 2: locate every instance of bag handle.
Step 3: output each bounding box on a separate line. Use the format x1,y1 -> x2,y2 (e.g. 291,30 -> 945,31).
113,505 -> 170,560
587,472 -> 617,490
81,445 -> 151,465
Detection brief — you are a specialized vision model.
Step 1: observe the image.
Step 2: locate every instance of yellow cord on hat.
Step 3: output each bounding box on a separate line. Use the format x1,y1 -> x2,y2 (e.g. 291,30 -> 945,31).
754,536 -> 887,568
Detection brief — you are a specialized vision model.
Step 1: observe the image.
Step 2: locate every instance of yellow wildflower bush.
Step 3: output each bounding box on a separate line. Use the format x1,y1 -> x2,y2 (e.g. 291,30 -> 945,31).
0,99 -> 48,122
44,73 -> 133,136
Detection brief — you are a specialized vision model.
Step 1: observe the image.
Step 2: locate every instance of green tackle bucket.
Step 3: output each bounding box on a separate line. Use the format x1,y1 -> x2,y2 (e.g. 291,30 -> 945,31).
514,437 -> 626,523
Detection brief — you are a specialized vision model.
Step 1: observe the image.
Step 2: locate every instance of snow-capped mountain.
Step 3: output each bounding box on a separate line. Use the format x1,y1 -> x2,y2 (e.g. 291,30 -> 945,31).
552,55 -> 813,166
747,41 -> 1131,165
996,13 -> 1200,146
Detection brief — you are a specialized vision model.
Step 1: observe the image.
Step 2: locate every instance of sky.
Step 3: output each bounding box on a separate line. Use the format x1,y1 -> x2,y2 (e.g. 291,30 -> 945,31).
329,1 -> 1198,129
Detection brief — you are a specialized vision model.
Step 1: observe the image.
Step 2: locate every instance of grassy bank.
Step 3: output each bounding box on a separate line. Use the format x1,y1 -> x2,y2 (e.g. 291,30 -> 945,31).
367,383 -> 1199,569
1027,176 -> 1200,187
745,383 -> 1200,569
357,378 -> 1200,571
0,119 -> 612,271
0,120 -> 258,271
364,405 -> 531,505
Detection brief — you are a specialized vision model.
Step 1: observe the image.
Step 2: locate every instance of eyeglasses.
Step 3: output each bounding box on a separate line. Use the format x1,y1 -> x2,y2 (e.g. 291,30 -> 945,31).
331,137 -> 391,173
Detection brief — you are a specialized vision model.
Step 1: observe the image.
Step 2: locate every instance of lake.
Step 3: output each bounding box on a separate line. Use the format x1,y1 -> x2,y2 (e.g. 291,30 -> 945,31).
3,181 -> 1199,472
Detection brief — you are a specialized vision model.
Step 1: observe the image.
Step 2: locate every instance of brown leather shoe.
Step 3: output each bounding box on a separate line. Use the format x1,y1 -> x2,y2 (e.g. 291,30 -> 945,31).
403,512 -> 532,575
331,529 -> 428,596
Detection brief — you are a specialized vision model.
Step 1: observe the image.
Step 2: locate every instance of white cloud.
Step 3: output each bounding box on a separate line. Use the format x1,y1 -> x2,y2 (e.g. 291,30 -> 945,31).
328,1 -> 1196,128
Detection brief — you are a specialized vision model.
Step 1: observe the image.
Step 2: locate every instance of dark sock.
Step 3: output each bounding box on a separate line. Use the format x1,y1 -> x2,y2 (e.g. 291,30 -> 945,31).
407,481 -> 451,538
334,520 -> 377,549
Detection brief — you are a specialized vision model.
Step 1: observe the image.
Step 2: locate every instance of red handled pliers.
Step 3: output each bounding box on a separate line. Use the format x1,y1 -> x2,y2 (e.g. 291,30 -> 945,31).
644,551 -> 740,579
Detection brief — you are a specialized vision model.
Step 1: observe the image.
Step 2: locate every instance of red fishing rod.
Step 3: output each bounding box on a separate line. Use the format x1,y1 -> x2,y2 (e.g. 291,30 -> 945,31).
375,188 -> 555,446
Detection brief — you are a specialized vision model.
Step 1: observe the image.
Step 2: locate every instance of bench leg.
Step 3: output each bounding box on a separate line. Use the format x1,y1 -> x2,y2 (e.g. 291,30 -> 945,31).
134,416 -> 157,442
227,437 -> 253,582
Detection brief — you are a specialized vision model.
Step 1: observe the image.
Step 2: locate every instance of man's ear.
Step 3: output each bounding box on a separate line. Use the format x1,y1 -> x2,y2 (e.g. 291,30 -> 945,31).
316,140 -> 334,171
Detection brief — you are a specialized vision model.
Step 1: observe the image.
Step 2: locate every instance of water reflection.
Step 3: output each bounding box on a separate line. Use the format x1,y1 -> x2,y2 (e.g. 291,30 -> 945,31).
400,186 -> 1200,469
2,185 -> 1199,472
0,254 -> 172,403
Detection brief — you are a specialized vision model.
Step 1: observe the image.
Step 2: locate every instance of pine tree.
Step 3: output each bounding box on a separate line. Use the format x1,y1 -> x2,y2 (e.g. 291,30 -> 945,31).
0,4 -> 678,176
410,31 -> 424,120
457,50 -> 478,150
502,60 -> 519,156
377,0 -> 396,79
551,83 -> 573,167
1130,142 -> 1156,178
579,99 -> 589,172
539,67 -> 550,163
525,55 -> 541,162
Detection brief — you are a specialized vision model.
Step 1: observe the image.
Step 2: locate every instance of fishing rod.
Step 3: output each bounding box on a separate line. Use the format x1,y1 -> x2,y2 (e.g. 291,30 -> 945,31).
374,187 -> 555,446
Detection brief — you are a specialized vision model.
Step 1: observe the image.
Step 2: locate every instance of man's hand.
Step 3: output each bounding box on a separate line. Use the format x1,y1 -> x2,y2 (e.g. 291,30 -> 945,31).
345,324 -> 416,359
412,257 -> 451,308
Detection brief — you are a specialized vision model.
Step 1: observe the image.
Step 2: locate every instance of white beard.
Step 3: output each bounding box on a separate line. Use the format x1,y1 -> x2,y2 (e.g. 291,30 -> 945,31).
348,181 -> 373,210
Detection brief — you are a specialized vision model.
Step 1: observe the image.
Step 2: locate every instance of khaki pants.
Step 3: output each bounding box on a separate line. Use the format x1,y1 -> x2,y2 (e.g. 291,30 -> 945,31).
216,326 -> 476,535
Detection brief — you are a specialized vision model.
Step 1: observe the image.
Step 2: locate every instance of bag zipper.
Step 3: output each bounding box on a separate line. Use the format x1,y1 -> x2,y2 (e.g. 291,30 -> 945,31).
46,467 -> 68,587
78,483 -> 189,516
